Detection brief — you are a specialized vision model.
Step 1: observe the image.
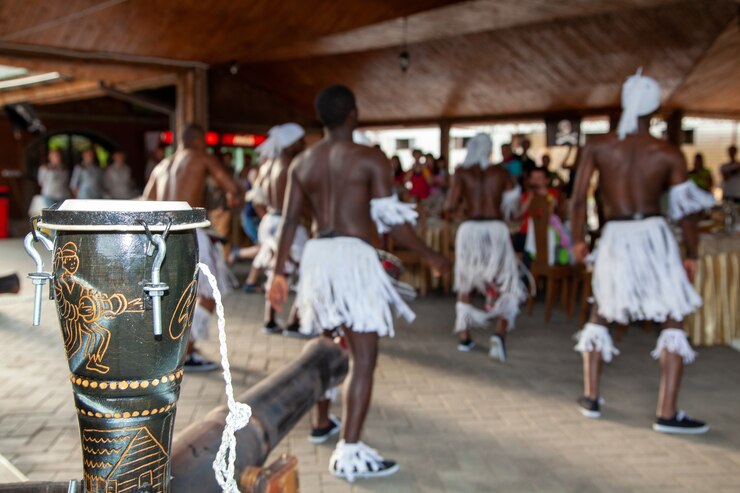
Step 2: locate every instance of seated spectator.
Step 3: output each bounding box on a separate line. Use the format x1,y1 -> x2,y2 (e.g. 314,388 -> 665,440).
721,145 -> 739,202
512,167 -> 560,248
518,138 -> 537,175
688,153 -> 713,192
391,155 -> 405,186
430,156 -> 449,195
405,149 -> 432,201
500,143 -> 523,181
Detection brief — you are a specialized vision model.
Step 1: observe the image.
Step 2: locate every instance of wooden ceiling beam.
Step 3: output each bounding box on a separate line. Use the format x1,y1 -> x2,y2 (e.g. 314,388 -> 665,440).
0,74 -> 178,107
0,79 -> 103,106
358,106 -> 622,128
0,41 -> 207,70
0,53 -> 174,84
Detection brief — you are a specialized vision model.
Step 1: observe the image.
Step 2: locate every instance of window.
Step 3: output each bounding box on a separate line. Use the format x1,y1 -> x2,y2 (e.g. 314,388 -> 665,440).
395,138 -> 413,150
451,137 -> 471,149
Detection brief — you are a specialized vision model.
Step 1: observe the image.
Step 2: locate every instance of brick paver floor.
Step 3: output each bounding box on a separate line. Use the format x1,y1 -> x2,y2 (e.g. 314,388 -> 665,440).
1,238 -> 739,492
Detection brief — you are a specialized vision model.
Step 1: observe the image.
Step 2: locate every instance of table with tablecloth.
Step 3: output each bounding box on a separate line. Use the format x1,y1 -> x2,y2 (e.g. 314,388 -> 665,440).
686,233 -> 740,347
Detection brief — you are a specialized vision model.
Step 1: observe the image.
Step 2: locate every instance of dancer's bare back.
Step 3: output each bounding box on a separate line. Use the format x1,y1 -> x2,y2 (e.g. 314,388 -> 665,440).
571,132 -> 695,264
574,133 -> 687,220
446,166 -> 511,219
144,149 -> 239,207
254,156 -> 291,212
287,139 -> 390,242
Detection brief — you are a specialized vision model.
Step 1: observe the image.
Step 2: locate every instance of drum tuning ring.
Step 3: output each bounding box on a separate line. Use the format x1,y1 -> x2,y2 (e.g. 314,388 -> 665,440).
23,230 -> 54,327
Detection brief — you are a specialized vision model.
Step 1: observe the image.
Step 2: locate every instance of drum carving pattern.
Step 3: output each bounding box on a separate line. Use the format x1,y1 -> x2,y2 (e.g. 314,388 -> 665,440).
54,241 -> 144,374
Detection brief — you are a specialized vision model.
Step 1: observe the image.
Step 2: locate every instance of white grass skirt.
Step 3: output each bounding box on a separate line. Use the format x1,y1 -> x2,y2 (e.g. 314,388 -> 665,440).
253,212 -> 307,275
592,217 -> 701,325
197,228 -> 235,301
454,220 -> 525,326
296,237 -> 415,337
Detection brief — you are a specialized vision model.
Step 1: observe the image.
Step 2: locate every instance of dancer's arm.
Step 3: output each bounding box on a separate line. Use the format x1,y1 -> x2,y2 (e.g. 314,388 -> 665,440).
370,159 -> 449,275
668,153 -> 699,281
570,144 -> 595,263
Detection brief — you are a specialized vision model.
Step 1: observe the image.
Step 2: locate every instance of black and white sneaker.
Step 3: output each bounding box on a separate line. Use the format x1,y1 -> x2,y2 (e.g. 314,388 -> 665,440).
653,410 -> 709,435
489,334 -> 506,362
183,353 -> 218,373
457,338 -> 475,352
308,415 -> 341,444
262,321 -> 283,335
577,396 -> 601,419
330,440 -> 399,482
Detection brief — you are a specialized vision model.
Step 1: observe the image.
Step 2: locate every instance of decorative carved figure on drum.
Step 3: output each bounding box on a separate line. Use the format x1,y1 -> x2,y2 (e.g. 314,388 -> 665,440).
54,241 -> 143,374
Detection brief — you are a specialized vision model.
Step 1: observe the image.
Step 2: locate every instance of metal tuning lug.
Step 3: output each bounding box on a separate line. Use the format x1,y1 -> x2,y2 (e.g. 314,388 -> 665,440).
143,234 -> 169,339
23,231 -> 54,326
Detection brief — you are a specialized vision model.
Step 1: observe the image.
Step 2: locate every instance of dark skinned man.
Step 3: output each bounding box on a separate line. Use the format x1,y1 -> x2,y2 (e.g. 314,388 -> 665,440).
269,85 -> 448,481
144,123 -> 243,371
570,70 -> 714,433
252,123 -> 308,336
445,133 -> 525,361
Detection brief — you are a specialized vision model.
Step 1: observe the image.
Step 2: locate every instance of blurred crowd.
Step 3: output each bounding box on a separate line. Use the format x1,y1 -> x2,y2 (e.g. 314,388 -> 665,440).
31,136 -> 739,277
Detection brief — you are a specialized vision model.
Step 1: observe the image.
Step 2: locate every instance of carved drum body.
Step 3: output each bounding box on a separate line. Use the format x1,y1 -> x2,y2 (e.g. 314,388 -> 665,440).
30,200 -> 208,493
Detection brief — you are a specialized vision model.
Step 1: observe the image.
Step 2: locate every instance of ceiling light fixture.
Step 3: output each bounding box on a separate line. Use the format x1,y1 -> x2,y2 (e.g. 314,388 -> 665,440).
399,17 -> 410,73
0,72 -> 62,90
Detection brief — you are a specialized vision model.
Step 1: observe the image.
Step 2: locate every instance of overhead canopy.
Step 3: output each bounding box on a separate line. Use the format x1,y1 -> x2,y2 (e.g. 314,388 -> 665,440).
0,0 -> 737,126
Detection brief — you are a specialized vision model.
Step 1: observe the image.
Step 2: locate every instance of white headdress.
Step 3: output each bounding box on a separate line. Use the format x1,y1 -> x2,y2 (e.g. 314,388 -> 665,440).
256,123 -> 305,159
459,133 -> 492,169
616,68 -> 661,140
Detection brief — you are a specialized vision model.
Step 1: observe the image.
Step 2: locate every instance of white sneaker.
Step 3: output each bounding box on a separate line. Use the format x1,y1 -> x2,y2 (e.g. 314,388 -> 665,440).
329,440 -> 399,482
489,335 -> 506,362
457,339 -> 475,352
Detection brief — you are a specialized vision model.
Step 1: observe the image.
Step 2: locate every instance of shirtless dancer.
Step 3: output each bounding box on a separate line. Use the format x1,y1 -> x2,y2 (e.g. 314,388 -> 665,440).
269,85 -> 447,481
144,123 -> 242,371
571,71 -> 714,433
252,123 -> 309,336
446,133 -> 525,361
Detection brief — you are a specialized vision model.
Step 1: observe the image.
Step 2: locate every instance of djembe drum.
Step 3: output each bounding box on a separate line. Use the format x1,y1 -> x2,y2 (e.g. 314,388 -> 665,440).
25,200 -> 208,493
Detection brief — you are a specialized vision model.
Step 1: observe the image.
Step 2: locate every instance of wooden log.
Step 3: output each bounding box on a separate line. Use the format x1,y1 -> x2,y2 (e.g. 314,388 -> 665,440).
169,337 -> 348,493
0,482 -> 71,492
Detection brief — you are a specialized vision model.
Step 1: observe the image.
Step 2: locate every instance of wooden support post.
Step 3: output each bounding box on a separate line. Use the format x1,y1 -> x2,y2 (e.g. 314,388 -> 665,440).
175,68 -> 209,144
439,120 -> 451,161
608,111 -> 620,133
665,109 -> 684,147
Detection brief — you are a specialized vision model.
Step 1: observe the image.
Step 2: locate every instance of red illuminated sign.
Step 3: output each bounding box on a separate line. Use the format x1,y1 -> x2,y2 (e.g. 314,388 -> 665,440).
159,131 -> 266,147
221,133 -> 267,147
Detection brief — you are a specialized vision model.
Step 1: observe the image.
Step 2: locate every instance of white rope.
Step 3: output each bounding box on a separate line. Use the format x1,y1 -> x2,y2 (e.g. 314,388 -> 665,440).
197,262 -> 252,493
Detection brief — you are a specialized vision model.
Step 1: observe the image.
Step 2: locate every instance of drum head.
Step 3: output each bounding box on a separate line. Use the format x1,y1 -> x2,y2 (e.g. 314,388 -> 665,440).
39,199 -> 209,232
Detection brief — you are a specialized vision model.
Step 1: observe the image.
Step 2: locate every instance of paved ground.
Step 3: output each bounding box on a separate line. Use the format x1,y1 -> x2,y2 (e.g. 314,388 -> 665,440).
1,238 -> 739,492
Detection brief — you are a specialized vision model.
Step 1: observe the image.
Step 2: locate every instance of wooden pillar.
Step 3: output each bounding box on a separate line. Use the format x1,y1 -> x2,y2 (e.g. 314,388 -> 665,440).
439,120 -> 451,161
665,109 -> 684,147
175,68 -> 208,144
608,111 -> 620,133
